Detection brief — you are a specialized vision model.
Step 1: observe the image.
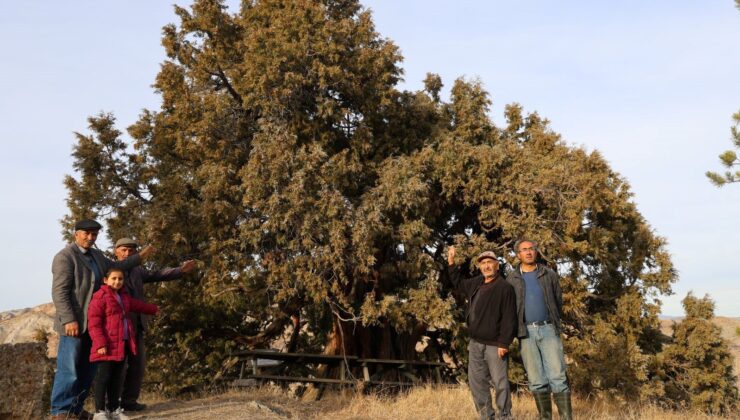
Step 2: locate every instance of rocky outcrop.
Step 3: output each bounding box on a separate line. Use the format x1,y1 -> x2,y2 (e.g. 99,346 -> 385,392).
0,342 -> 54,419
0,303 -> 57,357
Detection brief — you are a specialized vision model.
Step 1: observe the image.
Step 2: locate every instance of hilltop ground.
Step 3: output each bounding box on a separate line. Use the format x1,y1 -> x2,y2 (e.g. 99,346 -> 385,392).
2,305 -> 738,418
120,385 -> 732,420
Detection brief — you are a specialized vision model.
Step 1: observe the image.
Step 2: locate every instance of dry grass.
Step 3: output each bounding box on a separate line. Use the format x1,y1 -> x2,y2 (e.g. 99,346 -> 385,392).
318,385 -> 732,420
127,385 -> 735,419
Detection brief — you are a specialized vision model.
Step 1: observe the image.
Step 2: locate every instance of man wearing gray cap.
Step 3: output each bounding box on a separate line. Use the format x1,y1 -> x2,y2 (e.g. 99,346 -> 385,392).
50,220 -> 155,420
448,246 -> 517,420
114,238 -> 195,412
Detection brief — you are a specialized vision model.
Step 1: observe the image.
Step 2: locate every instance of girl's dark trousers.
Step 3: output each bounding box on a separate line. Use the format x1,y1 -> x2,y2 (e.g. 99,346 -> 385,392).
93,341 -> 131,412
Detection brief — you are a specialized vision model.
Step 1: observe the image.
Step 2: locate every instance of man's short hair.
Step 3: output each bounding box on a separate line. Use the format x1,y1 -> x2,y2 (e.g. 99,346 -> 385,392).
513,239 -> 538,253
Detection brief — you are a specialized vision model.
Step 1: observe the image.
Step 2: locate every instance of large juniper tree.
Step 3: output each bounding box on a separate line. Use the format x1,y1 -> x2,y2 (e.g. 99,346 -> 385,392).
65,0 -> 676,398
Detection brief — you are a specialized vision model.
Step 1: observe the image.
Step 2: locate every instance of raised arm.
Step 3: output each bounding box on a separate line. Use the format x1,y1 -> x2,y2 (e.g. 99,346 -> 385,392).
447,246 -> 462,288
110,253 -> 142,271
142,260 -> 196,284
109,245 -> 156,271
447,246 -> 480,298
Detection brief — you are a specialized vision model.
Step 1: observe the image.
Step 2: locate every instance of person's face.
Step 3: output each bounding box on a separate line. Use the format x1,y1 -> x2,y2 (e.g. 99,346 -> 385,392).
517,241 -> 538,264
74,229 -> 99,249
104,270 -> 125,290
115,245 -> 137,261
478,258 -> 499,278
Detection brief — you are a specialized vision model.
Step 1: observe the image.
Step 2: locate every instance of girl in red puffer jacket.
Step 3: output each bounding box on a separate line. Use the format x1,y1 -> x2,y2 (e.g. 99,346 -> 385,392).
88,268 -> 158,419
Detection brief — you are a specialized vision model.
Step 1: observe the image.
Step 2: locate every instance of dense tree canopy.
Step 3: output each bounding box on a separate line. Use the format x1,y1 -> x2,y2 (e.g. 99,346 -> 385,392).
63,0 -> 688,401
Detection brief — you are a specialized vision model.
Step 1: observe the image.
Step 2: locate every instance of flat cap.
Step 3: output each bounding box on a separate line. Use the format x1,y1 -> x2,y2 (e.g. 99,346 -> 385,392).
74,219 -> 102,231
476,250 -> 498,262
115,238 -> 139,248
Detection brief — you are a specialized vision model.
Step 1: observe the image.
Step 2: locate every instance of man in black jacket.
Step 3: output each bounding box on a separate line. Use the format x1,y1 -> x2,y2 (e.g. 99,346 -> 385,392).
448,246 -> 517,420
114,238 -> 196,412
506,239 -> 571,420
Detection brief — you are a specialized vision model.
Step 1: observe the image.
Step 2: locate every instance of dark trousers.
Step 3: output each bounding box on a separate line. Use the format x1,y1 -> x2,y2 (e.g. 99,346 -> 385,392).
468,340 -> 512,420
93,343 -> 130,412
121,330 -> 146,405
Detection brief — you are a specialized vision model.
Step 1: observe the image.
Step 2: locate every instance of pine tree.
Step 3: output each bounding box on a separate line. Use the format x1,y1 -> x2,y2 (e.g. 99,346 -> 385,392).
658,294 -> 738,414
706,111 -> 740,186
706,1 -> 740,187
64,0 -> 676,396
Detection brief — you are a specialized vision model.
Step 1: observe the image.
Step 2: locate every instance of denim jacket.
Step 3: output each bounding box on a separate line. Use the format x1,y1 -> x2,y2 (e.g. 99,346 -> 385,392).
505,265 -> 563,338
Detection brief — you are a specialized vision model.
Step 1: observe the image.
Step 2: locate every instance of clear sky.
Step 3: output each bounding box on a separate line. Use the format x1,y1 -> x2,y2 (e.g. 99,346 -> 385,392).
1,1 -> 738,316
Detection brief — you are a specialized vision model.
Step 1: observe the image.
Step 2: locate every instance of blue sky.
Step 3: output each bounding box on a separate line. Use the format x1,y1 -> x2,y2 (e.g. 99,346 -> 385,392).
1,1 -> 738,316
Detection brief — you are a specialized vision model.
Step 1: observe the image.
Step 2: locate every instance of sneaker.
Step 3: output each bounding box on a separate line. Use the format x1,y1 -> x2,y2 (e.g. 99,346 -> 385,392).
120,401 -> 147,411
51,413 -> 81,420
92,411 -> 110,420
109,408 -> 129,420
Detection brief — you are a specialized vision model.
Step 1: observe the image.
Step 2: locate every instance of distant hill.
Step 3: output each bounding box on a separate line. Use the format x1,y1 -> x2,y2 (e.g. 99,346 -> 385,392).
0,302 -> 57,357
657,315 -> 684,320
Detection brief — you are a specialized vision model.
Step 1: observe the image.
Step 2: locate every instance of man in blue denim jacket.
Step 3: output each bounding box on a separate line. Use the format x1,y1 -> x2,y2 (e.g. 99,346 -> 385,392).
506,239 -> 572,420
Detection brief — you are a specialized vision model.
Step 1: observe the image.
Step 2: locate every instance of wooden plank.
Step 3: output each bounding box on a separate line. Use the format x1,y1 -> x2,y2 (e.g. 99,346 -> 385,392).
365,380 -> 416,387
231,378 -> 258,387
357,358 -> 448,366
248,374 -> 356,385
230,350 -> 358,362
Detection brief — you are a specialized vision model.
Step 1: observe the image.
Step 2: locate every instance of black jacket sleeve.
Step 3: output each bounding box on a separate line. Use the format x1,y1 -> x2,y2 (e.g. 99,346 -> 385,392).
448,264 -> 462,289
448,265 -> 479,299
496,285 -> 518,346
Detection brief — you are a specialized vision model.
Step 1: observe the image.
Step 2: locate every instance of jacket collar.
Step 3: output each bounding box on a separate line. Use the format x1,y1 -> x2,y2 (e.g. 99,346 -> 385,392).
70,243 -> 98,272
478,272 -> 501,285
513,264 -> 543,279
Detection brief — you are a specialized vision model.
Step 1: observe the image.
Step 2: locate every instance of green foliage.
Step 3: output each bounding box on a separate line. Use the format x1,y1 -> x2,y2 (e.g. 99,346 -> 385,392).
657,293 -> 738,414
706,111 -> 740,186
63,0 -> 679,401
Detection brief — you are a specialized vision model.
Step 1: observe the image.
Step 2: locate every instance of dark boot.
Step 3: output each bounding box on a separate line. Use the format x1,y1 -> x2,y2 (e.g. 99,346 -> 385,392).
553,392 -> 572,420
532,392 -> 552,419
